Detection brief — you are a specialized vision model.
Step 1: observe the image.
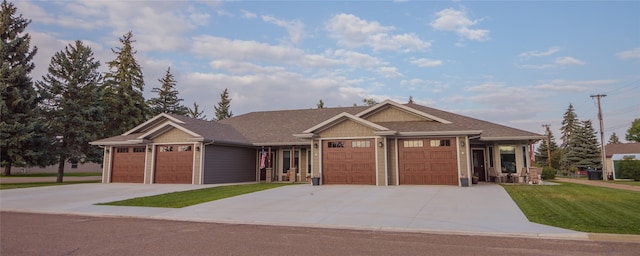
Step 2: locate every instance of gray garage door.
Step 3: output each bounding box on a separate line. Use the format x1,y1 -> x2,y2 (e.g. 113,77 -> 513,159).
203,145 -> 256,184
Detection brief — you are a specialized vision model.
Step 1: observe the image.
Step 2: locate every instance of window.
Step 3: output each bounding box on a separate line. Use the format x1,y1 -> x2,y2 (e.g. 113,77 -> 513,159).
327,141 -> 344,148
488,146 -> 494,167
352,141 -> 371,148
403,140 -> 423,148
179,145 -> 192,152
116,147 -> 129,153
500,146 -> 516,173
430,139 -> 451,147
160,146 -> 173,152
133,147 -> 145,153
282,150 -> 299,173
522,146 -> 528,168
71,159 -> 78,169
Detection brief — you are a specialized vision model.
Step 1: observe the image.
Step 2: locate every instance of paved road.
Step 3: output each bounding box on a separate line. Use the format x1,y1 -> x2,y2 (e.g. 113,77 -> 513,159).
1,212 -> 638,256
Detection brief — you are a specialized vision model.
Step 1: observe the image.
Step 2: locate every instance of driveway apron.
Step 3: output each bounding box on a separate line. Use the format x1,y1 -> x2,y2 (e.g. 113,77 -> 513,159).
0,183 -> 585,238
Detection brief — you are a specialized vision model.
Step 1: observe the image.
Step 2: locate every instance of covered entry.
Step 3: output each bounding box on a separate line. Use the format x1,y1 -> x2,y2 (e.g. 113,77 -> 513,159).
322,139 -> 376,185
111,146 -> 145,183
154,144 -> 194,184
398,138 -> 458,185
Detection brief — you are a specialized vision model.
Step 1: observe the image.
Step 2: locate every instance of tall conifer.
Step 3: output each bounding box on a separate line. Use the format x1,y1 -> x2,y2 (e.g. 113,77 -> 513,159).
214,88 -> 233,121
147,67 -> 187,116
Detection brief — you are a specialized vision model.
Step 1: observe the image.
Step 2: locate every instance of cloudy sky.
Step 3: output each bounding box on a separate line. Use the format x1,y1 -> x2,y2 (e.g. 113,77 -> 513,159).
15,0 -> 640,142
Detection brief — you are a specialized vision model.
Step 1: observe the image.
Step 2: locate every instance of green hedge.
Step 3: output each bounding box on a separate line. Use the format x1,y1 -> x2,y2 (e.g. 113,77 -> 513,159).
615,159 -> 640,181
542,166 -> 557,180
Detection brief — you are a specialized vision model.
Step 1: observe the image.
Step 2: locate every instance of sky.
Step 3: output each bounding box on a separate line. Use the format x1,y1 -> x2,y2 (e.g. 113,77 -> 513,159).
14,0 -> 640,143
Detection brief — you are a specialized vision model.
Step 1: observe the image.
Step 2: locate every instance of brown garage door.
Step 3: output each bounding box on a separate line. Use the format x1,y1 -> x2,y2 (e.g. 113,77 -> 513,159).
322,139 -> 375,185
111,146 -> 146,183
399,138 -> 458,185
154,145 -> 194,184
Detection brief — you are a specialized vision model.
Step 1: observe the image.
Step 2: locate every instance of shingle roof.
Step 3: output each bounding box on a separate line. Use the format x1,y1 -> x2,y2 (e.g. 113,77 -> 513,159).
605,143 -> 640,157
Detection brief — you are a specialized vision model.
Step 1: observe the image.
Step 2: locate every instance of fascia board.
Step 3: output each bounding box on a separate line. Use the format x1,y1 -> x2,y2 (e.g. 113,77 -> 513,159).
136,121 -> 201,140
123,113 -> 185,136
356,100 -> 452,124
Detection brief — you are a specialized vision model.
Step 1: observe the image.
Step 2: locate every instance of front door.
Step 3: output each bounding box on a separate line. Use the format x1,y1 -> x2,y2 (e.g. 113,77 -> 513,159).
472,149 -> 486,181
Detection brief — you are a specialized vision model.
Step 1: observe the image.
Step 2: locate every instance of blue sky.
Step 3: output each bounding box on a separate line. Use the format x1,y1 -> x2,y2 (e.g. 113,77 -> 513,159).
16,0 -> 640,142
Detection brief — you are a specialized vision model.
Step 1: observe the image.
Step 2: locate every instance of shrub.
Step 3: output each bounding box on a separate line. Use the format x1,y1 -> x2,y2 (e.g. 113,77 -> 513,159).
617,159 -> 640,181
542,166 -> 557,180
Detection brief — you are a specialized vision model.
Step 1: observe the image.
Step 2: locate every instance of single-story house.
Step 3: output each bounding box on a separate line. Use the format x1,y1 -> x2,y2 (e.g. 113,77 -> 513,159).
90,100 -> 544,186
604,143 -> 640,179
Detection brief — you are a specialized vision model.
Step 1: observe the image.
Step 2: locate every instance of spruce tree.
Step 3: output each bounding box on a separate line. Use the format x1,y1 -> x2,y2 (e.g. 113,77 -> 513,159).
567,120 -> 601,169
608,132 -> 621,144
535,131 -> 560,169
316,99 -> 325,109
147,67 -> 187,116
0,0 -> 51,176
187,102 -> 206,120
102,31 -> 146,136
559,104 -> 579,170
36,40 -> 104,182
214,88 -> 233,121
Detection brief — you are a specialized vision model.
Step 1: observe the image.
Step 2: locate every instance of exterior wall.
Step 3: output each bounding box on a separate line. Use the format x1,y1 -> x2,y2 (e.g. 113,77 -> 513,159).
203,145 -> 256,184
152,128 -> 194,143
299,148 -> 308,181
364,106 -> 424,122
387,138 -> 398,186
318,120 -> 374,138
376,137 -> 387,186
312,140 -> 321,179
103,146 -> 112,183
144,145 -> 153,184
457,136 -> 471,186
193,142 -> 203,184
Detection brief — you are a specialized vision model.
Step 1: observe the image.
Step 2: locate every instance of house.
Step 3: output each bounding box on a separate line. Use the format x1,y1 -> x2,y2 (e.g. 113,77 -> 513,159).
604,143 -> 640,179
90,100 -> 544,186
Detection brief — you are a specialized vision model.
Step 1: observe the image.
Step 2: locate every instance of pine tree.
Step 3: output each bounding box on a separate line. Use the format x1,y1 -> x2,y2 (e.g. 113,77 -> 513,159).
147,67 -> 187,116
0,0 -> 51,176
187,102 -> 206,120
316,99 -> 325,109
102,31 -> 146,136
408,96 -> 415,104
36,40 -> 105,182
214,88 -> 233,121
362,98 -> 378,106
608,132 -> 621,144
626,118 -> 640,143
564,120 -> 601,170
559,103 -> 579,170
535,131 -> 561,169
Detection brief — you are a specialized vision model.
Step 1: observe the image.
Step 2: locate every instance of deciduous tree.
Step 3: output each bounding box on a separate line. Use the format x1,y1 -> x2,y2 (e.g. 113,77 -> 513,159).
626,118 -> 640,143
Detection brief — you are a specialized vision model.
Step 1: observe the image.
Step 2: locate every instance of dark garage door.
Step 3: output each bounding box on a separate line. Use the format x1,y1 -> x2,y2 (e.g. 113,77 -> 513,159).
203,145 -> 256,184
154,144 -> 194,184
399,138 -> 458,185
322,139 -> 376,185
111,146 -> 145,183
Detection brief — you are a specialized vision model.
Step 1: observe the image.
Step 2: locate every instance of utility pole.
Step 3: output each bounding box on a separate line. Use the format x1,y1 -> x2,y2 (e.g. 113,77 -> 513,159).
542,124 -> 552,168
590,94 -> 607,181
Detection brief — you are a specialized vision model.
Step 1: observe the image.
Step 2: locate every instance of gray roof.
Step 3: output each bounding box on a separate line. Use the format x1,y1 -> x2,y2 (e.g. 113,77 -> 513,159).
92,102 -> 543,146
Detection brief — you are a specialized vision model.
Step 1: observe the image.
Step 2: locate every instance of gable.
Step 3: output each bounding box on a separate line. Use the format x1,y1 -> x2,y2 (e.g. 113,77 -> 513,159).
152,128 -> 196,143
318,119 -> 376,138
364,106 -> 426,123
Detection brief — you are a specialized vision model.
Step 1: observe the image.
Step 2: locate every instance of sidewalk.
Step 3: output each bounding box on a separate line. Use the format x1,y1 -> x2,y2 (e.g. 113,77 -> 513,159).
555,178 -> 640,192
0,176 -> 102,184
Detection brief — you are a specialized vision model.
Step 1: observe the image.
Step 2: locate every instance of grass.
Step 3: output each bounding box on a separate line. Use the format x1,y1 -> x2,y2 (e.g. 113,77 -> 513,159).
1,172 -> 102,178
0,180 -> 100,190
98,183 -> 293,208
609,180 -> 640,187
502,182 -> 640,234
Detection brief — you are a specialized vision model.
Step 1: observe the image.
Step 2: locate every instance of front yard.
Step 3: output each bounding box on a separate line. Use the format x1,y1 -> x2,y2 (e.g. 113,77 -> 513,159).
503,182 -> 640,234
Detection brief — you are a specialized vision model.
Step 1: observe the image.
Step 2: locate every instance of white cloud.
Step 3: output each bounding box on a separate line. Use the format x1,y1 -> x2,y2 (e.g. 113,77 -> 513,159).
262,15 -> 306,44
532,79 -> 616,92
430,8 -> 489,42
519,46 -> 561,59
411,58 -> 443,67
519,56 -> 586,69
616,48 -> 640,60
326,13 -> 430,52
241,10 -> 257,19
377,67 -> 403,78
555,56 -> 585,66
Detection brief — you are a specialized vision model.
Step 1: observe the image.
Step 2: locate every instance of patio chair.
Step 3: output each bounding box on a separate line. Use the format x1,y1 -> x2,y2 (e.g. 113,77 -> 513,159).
489,167 -> 507,183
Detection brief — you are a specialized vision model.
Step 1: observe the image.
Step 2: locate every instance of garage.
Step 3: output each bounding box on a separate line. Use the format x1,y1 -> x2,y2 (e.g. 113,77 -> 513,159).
154,144 -> 194,184
399,138 -> 458,185
322,139 -> 376,185
111,146 -> 145,183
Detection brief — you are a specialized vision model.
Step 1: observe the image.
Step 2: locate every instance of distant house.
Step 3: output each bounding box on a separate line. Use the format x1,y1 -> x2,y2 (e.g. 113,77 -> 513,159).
90,100 -> 544,186
604,143 -> 640,179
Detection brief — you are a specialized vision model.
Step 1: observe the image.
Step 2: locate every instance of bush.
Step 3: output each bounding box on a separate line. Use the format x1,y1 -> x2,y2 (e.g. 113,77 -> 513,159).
617,159 -> 640,181
542,167 -> 557,180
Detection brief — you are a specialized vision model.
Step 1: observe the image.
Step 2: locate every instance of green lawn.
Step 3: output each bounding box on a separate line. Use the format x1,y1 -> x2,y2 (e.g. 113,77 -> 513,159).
1,172 -> 102,178
0,180 -> 100,190
502,182 -> 640,234
98,183 -> 293,208
609,180 -> 640,187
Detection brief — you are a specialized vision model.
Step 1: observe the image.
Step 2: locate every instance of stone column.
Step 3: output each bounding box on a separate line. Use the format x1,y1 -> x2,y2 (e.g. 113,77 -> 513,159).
289,168 -> 297,182
266,168 -> 273,182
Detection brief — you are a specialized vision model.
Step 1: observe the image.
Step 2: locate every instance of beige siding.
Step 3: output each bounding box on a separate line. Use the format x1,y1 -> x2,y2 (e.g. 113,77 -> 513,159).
458,136 -> 470,184
318,120 -> 374,138
193,143 -> 202,184
387,138 -> 397,186
144,145 -> 154,184
376,137 -> 387,185
102,146 -> 112,183
152,128 -> 194,143
312,140 -> 321,178
365,106 -> 424,122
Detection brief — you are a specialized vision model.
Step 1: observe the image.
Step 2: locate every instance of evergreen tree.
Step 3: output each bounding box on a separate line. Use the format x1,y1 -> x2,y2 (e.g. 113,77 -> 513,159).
0,0 -> 51,176
102,31 -> 146,136
626,118 -> 640,143
362,98 -> 378,106
535,131 -> 561,169
147,67 -> 187,116
559,103 -> 579,170
36,40 -> 104,182
608,132 -> 621,144
316,99 -> 325,109
187,102 -> 206,120
564,120 -> 601,170
408,96 -> 415,104
213,88 -> 233,121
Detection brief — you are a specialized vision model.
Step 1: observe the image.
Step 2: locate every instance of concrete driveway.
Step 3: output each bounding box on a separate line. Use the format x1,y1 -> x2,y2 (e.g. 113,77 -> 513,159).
0,183 -> 585,239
